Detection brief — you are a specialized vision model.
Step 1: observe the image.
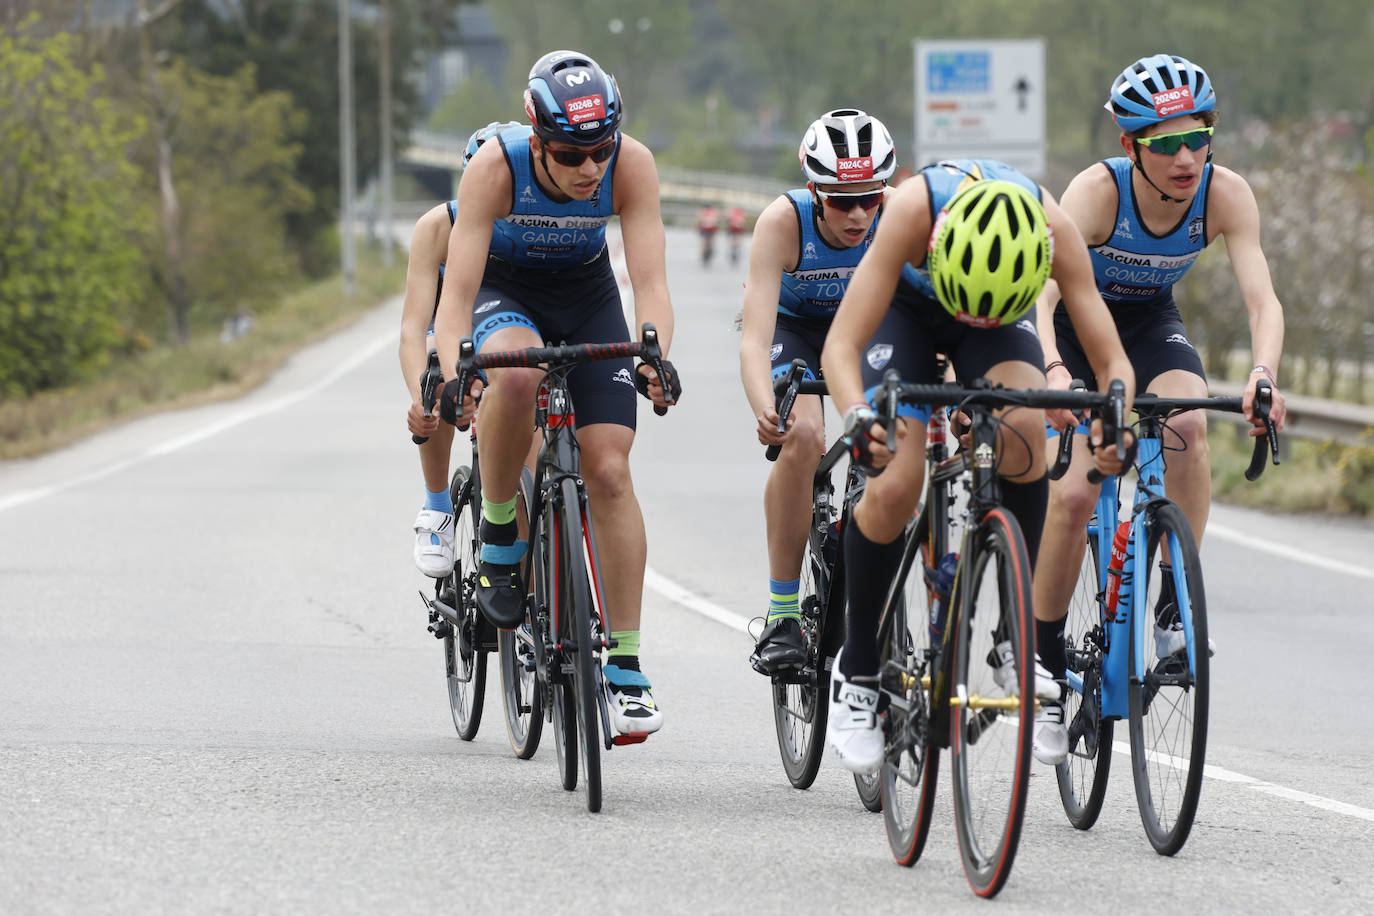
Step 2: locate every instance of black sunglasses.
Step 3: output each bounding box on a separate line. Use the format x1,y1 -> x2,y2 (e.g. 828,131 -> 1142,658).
546,140 -> 616,167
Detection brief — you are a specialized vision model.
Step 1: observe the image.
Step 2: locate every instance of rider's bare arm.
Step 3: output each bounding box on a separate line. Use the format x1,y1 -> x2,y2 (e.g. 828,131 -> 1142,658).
739,196 -> 797,421
613,135 -> 675,356
432,138 -> 511,382
399,203 -> 451,400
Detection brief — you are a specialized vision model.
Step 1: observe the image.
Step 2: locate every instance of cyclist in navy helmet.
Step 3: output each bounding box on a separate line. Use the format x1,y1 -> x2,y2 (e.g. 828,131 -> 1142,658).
432,49 -> 679,738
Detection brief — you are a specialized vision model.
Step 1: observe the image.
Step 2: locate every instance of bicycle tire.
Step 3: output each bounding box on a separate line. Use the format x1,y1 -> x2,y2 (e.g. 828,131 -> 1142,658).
771,544 -> 829,789
1056,524 -> 1114,829
557,477 -> 602,813
1129,500 -> 1208,856
444,465 -> 487,740
854,771 -> 882,812
880,524 -> 940,866
949,508 -> 1034,898
498,468 -> 543,759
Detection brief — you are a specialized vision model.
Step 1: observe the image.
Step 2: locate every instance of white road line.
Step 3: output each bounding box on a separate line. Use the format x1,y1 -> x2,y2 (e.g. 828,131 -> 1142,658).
1208,522 -> 1374,580
645,565 -> 1374,824
0,329 -> 396,515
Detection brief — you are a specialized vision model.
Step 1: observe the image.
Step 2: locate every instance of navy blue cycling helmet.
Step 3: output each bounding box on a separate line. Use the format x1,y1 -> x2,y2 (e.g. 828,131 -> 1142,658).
523,50 -> 622,146
462,120 -> 523,168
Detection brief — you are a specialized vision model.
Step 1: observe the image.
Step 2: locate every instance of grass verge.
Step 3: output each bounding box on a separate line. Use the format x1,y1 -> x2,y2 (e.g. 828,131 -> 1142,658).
0,245 -> 405,461
1209,424 -> 1374,516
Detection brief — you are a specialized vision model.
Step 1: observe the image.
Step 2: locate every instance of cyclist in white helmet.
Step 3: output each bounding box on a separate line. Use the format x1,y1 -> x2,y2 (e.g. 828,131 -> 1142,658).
404,120 -> 521,577
739,109 -> 898,673
1031,53 -> 1287,764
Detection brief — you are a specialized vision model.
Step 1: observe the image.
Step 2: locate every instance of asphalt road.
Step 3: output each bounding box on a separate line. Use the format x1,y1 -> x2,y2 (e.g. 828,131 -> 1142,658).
2,227 -> 1372,914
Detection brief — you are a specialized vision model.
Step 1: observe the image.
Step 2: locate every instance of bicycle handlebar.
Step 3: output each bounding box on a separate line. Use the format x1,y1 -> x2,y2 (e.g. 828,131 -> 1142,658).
412,348 -> 443,445
1047,378 -> 1087,481
449,323 -> 672,420
766,358 -> 826,462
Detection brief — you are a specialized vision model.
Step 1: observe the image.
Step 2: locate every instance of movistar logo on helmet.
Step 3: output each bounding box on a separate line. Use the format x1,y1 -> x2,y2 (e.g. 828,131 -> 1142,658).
563,69 -> 592,87
837,157 -> 874,181
1151,86 -> 1195,118
566,94 -> 606,124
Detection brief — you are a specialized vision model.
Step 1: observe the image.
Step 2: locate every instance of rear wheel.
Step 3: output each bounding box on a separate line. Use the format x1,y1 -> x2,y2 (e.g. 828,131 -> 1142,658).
854,771 -> 882,812
949,509 -> 1033,898
880,526 -> 940,866
771,540 -> 829,789
1129,501 -> 1208,856
498,469 -> 543,758
444,465 -> 486,740
1056,521 -> 1114,828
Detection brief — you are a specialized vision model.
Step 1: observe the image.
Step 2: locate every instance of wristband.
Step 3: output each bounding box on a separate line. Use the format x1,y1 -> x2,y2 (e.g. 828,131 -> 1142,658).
1044,360 -> 1066,374
1251,365 -> 1274,381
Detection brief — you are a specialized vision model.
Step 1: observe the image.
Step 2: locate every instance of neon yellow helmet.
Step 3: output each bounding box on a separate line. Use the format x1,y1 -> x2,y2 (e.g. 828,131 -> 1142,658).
928,180 -> 1052,328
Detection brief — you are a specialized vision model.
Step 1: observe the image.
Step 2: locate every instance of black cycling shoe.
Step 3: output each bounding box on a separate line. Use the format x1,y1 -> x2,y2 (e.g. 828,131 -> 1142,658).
750,617 -> 807,674
475,559 -> 525,630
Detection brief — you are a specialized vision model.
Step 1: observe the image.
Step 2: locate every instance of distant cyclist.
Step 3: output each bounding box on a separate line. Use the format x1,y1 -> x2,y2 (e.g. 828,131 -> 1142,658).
739,108 -> 896,676
697,203 -> 720,266
726,204 -> 746,264
431,50 -> 680,737
1031,54 -> 1287,763
403,120 -> 521,577
819,160 -> 1136,774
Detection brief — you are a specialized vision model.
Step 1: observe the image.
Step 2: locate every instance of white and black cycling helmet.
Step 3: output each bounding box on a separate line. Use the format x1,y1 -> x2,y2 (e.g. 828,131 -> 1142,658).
798,109 -> 898,185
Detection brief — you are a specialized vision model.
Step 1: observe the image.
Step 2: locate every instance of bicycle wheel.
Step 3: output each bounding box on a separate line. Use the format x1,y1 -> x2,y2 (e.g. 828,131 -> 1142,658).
1056,523 -> 1114,829
949,508 -> 1034,898
498,468 -> 543,759
880,525 -> 940,867
770,540 -> 829,789
557,477 -> 602,813
854,771 -> 882,812
1129,501 -> 1208,856
444,465 -> 486,740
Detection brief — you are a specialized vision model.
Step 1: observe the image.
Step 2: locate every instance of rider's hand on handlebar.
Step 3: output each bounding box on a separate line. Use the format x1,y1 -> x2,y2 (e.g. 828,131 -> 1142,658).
1088,419 -> 1136,477
844,404 -> 902,471
756,407 -> 788,446
1043,362 -> 1081,434
438,376 -> 482,427
407,399 -> 441,438
635,359 -> 681,411
1243,371 -> 1285,434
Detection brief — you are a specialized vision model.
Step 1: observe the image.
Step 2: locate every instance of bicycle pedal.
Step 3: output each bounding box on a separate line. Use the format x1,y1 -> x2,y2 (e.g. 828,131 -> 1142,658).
612,733 -> 648,746
428,621 -> 453,639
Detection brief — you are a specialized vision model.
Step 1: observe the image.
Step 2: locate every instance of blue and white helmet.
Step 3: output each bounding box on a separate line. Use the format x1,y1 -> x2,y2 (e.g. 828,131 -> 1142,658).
523,50 -> 622,146
1105,54 -> 1216,132
462,120 -> 523,168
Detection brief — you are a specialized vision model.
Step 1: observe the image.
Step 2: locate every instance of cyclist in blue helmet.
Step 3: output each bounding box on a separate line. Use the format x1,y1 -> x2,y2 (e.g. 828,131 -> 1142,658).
1031,53 -> 1288,765
405,120 -> 520,577
431,49 -> 679,737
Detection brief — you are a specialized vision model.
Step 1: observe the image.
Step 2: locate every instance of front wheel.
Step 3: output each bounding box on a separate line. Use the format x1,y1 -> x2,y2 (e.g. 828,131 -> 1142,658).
557,478 -> 602,813
949,509 -> 1034,898
1129,501 -> 1208,856
1056,522 -> 1113,828
444,465 -> 486,740
498,468 -> 543,758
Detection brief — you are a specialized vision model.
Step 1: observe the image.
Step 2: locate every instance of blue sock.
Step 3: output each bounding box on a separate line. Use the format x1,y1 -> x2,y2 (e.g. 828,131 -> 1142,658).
767,577 -> 801,624
423,487 -> 452,544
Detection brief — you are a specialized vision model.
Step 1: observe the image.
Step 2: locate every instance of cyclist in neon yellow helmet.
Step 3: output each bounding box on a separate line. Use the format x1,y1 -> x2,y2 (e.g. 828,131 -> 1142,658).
819,159 -> 1136,775
1031,53 -> 1288,765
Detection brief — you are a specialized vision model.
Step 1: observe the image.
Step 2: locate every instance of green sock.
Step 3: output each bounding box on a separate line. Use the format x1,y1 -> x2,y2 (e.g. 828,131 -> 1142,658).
482,493 -> 518,527
608,629 -> 640,669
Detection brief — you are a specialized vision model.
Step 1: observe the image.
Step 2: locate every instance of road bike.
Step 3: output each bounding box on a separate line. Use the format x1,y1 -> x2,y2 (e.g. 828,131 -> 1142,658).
452,323 -> 673,813
870,371 -> 1126,897
1054,380 -> 1279,855
758,360 -> 880,811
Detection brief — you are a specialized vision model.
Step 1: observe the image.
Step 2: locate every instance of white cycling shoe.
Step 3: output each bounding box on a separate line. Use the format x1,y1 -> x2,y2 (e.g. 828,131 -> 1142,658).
991,642 -> 1062,702
413,508 -> 455,578
826,648 -> 883,775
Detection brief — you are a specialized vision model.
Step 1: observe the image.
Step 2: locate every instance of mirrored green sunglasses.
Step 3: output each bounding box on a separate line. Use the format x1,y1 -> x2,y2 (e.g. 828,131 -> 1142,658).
1136,127 -> 1214,155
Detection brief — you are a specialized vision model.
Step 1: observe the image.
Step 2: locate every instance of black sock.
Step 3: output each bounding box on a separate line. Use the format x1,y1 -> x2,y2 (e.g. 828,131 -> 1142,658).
607,654 -> 640,672
1000,475 -> 1049,568
840,520 -> 906,679
1035,617 -> 1067,680
479,518 -> 517,547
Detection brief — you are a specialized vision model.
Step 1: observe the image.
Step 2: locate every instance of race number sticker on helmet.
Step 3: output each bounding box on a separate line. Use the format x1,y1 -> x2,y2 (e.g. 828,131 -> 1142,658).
567,94 -> 606,124
837,157 -> 874,181
1152,86 -> 1195,119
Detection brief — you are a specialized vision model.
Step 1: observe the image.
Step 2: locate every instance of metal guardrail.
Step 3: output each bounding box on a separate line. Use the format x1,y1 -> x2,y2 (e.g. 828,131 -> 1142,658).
1207,381 -> 1374,446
